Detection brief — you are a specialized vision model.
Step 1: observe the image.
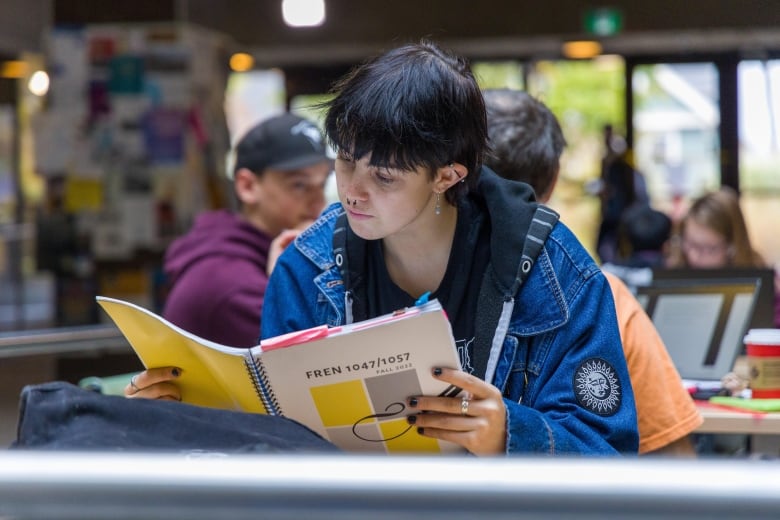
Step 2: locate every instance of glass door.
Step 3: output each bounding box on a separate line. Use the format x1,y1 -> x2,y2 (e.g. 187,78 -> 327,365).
631,62 -> 721,222
738,58 -> 780,268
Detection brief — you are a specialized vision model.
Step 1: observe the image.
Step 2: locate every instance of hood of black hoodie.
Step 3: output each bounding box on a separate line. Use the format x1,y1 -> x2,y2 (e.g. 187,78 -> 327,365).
163,209 -> 272,284
472,166 -> 538,294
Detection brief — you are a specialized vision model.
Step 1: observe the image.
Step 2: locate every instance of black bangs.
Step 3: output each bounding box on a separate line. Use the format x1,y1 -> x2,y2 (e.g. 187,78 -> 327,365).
321,41 -> 488,194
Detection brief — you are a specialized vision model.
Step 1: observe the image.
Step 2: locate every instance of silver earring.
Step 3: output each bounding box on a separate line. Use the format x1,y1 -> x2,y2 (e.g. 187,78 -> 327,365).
434,192 -> 441,216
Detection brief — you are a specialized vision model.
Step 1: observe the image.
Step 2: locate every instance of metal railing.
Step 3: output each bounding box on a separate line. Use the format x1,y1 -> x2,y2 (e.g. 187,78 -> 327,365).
1,452 -> 779,519
0,324 -> 128,358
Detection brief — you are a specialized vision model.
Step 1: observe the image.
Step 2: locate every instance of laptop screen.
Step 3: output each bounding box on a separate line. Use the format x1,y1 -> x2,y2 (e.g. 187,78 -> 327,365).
636,280 -> 760,381
652,267 -> 775,329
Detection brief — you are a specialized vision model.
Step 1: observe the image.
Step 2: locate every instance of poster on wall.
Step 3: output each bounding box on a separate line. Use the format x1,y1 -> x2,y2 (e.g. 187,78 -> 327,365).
142,108 -> 186,164
0,106 -> 14,224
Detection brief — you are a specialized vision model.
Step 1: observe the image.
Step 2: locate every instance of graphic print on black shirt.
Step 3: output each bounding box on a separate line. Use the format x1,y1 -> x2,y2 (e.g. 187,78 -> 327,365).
365,197 -> 490,375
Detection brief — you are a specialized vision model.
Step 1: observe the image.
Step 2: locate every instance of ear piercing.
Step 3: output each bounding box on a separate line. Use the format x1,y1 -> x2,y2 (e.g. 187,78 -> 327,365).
449,162 -> 464,182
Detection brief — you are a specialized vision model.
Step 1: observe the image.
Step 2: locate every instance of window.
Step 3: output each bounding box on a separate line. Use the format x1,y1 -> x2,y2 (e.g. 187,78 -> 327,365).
632,63 -> 720,216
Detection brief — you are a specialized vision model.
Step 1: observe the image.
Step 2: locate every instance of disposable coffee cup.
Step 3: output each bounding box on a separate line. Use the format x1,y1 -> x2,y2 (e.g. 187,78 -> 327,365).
744,329 -> 780,398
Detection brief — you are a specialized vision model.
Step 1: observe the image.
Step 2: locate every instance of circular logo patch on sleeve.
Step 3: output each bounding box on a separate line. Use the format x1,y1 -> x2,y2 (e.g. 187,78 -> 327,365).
573,358 -> 622,416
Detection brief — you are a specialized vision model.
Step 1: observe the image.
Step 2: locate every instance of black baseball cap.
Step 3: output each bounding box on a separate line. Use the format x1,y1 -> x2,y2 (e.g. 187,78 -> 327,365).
233,113 -> 330,175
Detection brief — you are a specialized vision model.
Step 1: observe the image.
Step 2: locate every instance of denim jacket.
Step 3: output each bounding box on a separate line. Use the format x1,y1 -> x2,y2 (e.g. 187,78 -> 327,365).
263,168 -> 638,455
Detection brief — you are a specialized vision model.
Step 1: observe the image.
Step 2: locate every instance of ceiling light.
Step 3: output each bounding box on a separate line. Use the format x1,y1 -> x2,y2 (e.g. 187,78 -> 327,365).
230,53 -> 255,72
282,0 -> 326,28
28,70 -> 50,96
562,40 -> 603,59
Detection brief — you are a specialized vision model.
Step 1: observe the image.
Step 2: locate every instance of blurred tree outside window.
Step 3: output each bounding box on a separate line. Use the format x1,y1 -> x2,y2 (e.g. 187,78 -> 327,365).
472,61 -> 525,91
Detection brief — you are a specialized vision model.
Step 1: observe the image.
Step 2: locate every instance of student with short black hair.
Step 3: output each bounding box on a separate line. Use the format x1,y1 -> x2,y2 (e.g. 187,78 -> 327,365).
618,203 -> 672,268
260,43 -> 637,455
129,42 -> 638,456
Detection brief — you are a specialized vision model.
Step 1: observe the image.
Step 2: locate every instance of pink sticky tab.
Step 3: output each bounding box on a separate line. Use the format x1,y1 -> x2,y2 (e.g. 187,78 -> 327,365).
261,325 -> 330,351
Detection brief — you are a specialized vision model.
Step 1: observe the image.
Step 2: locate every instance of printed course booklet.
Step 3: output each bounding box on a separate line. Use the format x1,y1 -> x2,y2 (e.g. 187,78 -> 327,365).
96,296 -> 464,454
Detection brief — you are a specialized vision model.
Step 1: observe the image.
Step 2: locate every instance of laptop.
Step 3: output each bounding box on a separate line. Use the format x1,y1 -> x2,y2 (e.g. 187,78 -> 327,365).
635,279 -> 761,382
652,267 -> 775,329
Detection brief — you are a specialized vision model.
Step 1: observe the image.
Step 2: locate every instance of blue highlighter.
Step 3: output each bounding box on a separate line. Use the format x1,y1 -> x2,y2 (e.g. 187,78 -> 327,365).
414,291 -> 431,306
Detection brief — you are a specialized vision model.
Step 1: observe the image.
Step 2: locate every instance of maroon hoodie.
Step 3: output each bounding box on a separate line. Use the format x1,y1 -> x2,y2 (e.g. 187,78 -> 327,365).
162,209 -> 272,347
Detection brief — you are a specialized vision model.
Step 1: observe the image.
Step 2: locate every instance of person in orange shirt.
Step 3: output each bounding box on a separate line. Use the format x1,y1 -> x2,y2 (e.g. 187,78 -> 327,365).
483,88 -> 702,455
601,270 -> 703,454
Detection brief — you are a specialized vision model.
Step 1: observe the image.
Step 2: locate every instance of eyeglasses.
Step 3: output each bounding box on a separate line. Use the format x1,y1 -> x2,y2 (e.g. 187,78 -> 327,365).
681,237 -> 730,257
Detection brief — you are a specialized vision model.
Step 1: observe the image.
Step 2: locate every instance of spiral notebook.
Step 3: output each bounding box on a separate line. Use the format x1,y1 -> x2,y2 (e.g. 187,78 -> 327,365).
96,296 -> 463,454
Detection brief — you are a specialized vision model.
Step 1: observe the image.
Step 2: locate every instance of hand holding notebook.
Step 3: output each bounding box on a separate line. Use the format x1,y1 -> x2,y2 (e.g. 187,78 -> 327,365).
97,296 -> 464,454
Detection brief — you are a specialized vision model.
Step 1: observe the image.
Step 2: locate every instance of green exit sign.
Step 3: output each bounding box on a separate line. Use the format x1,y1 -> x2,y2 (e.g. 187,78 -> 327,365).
584,8 -> 623,36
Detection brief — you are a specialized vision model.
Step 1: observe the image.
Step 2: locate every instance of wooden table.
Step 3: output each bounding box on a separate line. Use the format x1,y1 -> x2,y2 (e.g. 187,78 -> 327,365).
696,400 -> 780,456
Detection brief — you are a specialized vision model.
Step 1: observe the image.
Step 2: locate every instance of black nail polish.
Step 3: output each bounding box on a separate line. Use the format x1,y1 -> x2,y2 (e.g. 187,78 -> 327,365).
409,397 -> 418,407
407,415 -> 417,425
172,368 -> 181,377
433,367 -> 442,376
417,427 -> 424,435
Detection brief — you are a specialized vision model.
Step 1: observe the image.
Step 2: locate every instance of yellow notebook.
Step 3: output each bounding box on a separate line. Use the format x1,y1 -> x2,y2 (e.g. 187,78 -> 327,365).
96,296 -> 463,454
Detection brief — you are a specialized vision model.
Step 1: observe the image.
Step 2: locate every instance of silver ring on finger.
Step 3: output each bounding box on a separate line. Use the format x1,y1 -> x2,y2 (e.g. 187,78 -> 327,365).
130,374 -> 140,393
460,395 -> 470,416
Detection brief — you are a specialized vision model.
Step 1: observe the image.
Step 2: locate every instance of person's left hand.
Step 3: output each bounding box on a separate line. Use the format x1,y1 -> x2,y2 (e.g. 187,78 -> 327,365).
407,367 -> 507,455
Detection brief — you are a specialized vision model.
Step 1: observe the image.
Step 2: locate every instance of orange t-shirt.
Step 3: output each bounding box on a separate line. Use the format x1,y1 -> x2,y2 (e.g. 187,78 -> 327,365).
603,271 -> 703,454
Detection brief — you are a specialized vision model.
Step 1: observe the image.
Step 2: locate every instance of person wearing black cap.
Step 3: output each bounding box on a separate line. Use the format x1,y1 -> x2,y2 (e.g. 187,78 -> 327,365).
161,113 -> 331,347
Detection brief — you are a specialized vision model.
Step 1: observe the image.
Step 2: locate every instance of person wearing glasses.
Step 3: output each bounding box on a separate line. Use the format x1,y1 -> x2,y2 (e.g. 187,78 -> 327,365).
668,186 -> 780,329
669,187 -> 763,269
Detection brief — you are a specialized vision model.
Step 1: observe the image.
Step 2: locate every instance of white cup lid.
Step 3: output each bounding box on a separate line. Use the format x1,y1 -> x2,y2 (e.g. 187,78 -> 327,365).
744,328 -> 780,345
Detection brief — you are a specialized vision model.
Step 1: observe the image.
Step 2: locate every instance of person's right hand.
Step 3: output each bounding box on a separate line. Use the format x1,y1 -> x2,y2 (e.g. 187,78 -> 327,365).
267,229 -> 301,275
267,220 -> 317,275
124,366 -> 182,401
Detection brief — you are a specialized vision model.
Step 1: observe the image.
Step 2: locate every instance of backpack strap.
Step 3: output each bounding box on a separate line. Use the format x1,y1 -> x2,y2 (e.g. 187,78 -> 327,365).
332,212 -> 370,324
517,205 -> 560,287
472,204 -> 559,381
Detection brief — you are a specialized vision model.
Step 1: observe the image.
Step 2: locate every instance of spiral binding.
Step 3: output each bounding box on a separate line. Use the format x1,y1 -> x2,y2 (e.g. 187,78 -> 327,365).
244,355 -> 282,415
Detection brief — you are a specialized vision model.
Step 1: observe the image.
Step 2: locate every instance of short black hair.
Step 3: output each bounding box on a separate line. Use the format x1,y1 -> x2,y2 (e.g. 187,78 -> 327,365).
322,40 -> 487,205
620,204 -> 672,252
483,89 -> 566,198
